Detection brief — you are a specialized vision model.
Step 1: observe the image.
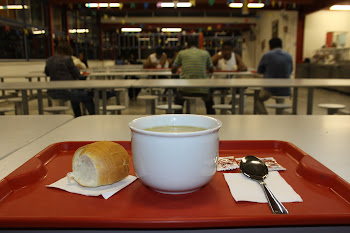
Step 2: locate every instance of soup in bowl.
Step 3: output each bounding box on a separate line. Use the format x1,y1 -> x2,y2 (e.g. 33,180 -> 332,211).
129,114 -> 222,194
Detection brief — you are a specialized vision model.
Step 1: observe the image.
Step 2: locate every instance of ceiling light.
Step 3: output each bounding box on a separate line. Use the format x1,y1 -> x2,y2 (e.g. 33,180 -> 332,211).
159,2 -> 192,8
162,28 -> 182,32
85,3 -> 120,8
0,5 -> 29,10
32,29 -> 45,35
330,5 -> 350,10
248,3 -> 265,8
69,29 -> 89,34
229,3 -> 264,8
121,28 -> 142,32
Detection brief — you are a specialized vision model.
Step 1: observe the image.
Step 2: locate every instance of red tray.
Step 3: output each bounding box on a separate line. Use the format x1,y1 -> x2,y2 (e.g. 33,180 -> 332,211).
1,141 -> 350,229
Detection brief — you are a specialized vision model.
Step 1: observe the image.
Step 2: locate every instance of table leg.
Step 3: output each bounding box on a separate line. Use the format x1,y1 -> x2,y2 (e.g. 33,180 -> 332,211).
239,88 -> 244,114
1,77 -> 5,97
253,89 -> 259,114
230,88 -> 237,115
292,87 -> 298,115
21,90 -> 29,115
307,88 -> 314,115
27,77 -> 34,98
167,88 -> 173,114
102,89 -> 107,115
37,89 -> 43,115
94,89 -> 100,114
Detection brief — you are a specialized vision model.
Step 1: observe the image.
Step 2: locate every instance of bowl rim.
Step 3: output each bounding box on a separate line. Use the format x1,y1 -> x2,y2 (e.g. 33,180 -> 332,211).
128,114 -> 222,137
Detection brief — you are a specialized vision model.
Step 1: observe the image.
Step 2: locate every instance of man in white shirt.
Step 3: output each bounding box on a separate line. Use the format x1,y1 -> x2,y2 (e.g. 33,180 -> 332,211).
212,40 -> 247,73
143,47 -> 168,68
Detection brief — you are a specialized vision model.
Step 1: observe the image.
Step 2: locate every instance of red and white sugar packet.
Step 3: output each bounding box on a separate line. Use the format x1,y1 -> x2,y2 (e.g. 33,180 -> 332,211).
217,156 -> 239,171
236,157 -> 286,171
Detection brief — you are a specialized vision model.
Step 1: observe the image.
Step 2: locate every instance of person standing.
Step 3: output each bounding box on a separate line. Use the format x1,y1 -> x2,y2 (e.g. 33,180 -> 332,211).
171,37 -> 215,114
256,37 -> 293,114
44,41 -> 95,117
212,40 -> 247,73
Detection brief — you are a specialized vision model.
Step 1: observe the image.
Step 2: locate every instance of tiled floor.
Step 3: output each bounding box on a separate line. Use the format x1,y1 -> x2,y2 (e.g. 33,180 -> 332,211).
1,87 -> 349,116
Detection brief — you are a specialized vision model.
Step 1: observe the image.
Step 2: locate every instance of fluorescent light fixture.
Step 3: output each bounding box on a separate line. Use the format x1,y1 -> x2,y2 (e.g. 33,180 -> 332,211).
330,5 -> 350,10
109,3 -> 120,7
162,28 -> 182,32
160,2 -> 192,8
121,28 -> 142,32
229,3 -> 264,8
69,29 -> 89,33
33,29 -> 45,35
0,5 -> 29,10
248,3 -> 265,8
229,3 -> 243,8
85,3 -> 120,8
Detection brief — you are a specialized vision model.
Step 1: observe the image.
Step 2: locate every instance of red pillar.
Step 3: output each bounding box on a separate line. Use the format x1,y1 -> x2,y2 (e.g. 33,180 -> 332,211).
296,13 -> 305,63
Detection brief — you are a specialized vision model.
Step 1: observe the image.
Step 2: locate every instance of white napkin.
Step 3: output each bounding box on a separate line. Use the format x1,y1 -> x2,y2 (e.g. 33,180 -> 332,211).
47,175 -> 137,199
224,171 -> 302,203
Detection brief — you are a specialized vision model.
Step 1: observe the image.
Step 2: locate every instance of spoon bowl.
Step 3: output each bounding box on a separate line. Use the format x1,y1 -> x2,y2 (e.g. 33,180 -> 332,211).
240,155 -> 289,214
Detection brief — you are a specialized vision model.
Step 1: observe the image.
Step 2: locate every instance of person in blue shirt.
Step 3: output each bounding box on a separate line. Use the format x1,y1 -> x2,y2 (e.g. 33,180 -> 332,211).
256,37 -> 293,114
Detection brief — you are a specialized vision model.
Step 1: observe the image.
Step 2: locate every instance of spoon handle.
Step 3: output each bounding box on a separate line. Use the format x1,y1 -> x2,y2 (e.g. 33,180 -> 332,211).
259,181 -> 289,214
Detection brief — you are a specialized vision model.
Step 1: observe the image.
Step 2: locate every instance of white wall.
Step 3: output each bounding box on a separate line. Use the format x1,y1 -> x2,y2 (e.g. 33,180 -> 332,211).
303,10 -> 350,60
242,10 -> 298,70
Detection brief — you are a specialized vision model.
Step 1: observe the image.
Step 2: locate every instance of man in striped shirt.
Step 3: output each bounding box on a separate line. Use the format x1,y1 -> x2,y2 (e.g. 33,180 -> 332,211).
171,38 -> 215,114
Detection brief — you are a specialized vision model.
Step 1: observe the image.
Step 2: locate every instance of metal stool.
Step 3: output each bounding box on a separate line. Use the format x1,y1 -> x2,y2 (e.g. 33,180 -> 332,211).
156,104 -> 183,113
266,96 -> 292,115
212,104 -> 239,114
183,96 -> 201,114
137,95 -> 158,114
0,107 -> 15,115
318,103 -> 346,115
99,105 -> 127,115
44,98 -> 70,115
7,97 -> 23,115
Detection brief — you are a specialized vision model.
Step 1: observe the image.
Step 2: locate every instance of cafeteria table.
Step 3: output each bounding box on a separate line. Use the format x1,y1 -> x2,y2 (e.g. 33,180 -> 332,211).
1,78 -> 350,115
0,115 -> 73,160
0,115 -> 349,232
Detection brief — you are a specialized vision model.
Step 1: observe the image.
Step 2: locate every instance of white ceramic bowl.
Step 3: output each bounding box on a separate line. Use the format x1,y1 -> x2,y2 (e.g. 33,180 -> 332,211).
129,114 -> 222,194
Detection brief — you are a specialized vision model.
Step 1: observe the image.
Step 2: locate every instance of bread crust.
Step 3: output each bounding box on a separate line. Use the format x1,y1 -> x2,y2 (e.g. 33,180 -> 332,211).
72,141 -> 129,187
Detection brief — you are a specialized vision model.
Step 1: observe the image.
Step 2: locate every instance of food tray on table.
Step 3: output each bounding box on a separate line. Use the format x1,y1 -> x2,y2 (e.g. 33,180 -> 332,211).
0,140 -> 349,229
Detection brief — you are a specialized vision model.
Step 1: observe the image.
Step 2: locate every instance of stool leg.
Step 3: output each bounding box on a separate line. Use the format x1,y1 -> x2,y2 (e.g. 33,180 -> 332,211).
328,109 -> 337,115
186,100 -> 190,114
150,100 -> 156,114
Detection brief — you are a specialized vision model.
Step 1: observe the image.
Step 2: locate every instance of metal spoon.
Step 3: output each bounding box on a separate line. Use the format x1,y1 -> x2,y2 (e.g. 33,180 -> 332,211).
240,155 -> 289,214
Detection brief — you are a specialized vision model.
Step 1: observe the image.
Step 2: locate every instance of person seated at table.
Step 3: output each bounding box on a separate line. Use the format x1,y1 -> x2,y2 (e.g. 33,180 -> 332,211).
143,47 -> 169,69
171,37 -> 215,114
256,37 -> 293,114
44,41 -> 95,117
211,40 -> 247,74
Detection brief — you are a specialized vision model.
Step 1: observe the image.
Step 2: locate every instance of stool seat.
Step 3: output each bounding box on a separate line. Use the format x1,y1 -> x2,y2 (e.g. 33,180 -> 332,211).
156,104 -> 182,113
44,106 -> 70,114
138,95 -> 158,100
266,103 -> 292,114
100,105 -> 126,115
213,104 -> 238,114
0,107 -> 15,115
318,103 -> 346,115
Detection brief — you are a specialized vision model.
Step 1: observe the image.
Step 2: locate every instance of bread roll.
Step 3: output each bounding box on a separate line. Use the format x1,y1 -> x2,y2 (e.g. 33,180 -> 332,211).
72,141 -> 129,187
